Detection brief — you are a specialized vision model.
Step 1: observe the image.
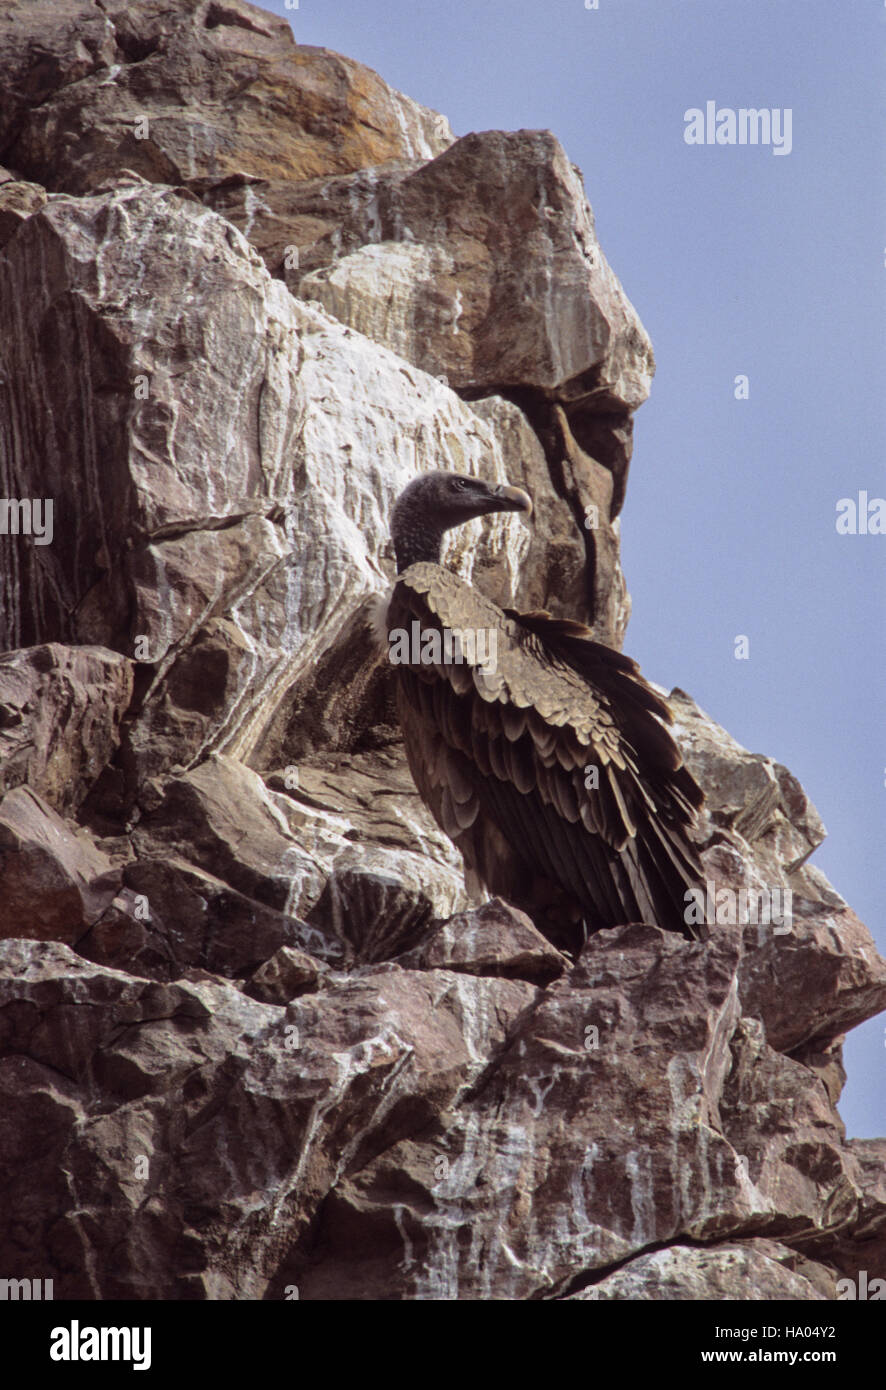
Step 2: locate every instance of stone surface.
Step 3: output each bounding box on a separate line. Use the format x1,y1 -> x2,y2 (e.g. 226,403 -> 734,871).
815,1138 -> 886,1283
0,175 -> 47,246
0,0 -> 452,195
570,1240 -> 832,1301
395,898 -> 567,985
671,691 -> 886,1054
0,938 -> 535,1298
0,0 -> 882,1303
230,129 -> 654,547
0,644 -> 133,814
0,787 -> 119,944
246,945 -> 322,1005
289,130 -> 653,406
280,926 -> 874,1300
78,857 -> 313,983
0,180 -> 586,791
132,752 -> 470,965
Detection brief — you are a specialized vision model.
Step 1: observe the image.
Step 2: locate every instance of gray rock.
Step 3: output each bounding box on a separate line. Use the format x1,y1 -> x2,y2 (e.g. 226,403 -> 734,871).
570,1240 -> 832,1300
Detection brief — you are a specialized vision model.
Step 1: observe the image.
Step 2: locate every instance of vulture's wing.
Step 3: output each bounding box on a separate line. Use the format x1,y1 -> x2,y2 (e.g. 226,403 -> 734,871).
388,562 -> 706,944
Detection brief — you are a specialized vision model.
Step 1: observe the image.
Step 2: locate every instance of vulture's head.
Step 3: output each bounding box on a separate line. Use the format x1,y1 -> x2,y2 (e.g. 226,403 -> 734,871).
392,470 -> 533,572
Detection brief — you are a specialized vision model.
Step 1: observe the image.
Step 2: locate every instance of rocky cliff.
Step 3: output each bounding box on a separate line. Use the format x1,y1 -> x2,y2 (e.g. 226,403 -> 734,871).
0,0 -> 883,1301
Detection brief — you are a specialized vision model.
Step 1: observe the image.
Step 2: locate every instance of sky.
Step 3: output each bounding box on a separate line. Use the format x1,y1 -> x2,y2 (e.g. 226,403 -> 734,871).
265,0 -> 885,1138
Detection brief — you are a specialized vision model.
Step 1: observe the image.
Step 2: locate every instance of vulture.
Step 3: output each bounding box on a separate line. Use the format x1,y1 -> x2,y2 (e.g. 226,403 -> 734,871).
383,470 -> 706,955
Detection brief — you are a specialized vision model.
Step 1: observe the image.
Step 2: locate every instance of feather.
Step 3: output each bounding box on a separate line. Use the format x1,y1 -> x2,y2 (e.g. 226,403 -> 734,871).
386,472 -> 705,953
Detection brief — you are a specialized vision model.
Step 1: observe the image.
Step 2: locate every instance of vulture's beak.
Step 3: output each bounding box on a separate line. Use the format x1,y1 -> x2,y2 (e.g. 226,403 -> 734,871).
489,483 -> 533,518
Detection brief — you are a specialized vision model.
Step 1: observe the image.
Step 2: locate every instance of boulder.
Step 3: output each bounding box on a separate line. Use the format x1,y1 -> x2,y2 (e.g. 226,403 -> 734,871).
0,787 -> 119,944
0,644 -> 133,814
0,0 -> 452,195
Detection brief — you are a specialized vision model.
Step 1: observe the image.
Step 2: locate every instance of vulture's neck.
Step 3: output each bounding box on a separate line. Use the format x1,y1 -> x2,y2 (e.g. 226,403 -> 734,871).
393,511 -> 445,572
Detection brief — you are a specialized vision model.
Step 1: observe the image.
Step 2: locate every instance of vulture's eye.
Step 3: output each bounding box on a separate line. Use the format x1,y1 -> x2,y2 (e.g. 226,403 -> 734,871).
454,477 -> 470,491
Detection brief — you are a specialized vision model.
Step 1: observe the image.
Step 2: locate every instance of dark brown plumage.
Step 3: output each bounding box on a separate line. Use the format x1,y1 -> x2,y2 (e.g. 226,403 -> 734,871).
385,470 -> 705,955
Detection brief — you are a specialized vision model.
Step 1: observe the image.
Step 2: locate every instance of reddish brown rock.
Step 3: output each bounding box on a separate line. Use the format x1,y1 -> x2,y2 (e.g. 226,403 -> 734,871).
0,644 -> 133,814
0,787 -> 119,944
660,691 -> 886,1053
246,945 -> 322,1005
134,752 -> 474,966
290,130 -> 653,411
0,0 -> 646,653
235,130 -> 654,532
132,756 -> 318,916
396,898 -> 567,985
815,1138 -> 886,1283
76,857 -> 314,982
0,174 -> 47,246
0,939 -> 534,1298
0,0 -> 452,196
283,925 -> 875,1299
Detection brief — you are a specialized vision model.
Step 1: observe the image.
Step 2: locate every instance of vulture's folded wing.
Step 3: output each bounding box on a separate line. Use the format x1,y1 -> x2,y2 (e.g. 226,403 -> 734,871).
387,562 -> 706,940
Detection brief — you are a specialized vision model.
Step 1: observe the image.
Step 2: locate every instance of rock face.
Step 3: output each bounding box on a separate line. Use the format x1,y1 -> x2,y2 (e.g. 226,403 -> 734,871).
0,643 -> 133,813
0,0 -> 452,193
0,0 -> 882,1301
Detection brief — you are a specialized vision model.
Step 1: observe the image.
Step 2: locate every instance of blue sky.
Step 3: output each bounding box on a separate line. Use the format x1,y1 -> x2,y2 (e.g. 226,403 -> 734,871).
266,0 -> 885,1137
